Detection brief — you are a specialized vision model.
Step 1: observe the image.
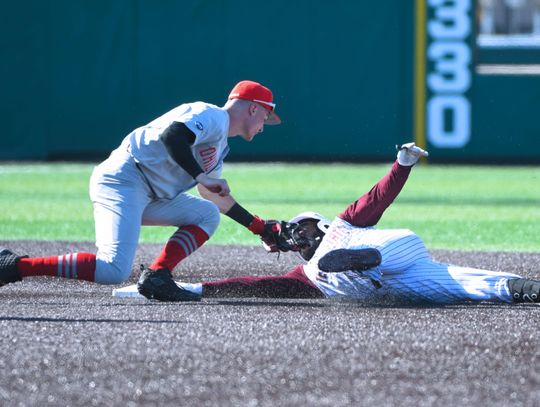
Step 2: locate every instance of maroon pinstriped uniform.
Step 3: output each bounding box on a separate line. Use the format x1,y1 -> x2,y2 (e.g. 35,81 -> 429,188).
202,161 -> 518,304
202,162 -> 411,298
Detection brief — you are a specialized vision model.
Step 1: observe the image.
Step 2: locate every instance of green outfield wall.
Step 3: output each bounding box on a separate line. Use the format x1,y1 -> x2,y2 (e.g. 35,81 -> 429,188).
1,1 -> 539,162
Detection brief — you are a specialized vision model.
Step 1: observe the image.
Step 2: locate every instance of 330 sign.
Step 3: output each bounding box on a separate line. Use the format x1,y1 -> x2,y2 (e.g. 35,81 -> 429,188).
427,0 -> 471,148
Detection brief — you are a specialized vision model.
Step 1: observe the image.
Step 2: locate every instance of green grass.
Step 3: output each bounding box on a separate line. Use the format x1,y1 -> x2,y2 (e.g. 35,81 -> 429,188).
1,162 -> 539,252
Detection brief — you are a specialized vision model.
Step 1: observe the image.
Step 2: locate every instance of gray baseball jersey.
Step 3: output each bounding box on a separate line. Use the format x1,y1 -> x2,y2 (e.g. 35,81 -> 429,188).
124,101 -> 230,199
89,102 -> 228,284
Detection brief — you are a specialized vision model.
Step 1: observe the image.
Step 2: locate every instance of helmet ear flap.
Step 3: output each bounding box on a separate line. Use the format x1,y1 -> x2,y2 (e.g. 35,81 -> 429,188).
297,219 -> 327,261
316,219 -> 330,234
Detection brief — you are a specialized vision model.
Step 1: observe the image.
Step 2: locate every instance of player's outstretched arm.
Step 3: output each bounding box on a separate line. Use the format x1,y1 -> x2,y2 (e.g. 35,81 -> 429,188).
201,266 -> 324,299
197,185 -> 292,249
339,142 -> 428,228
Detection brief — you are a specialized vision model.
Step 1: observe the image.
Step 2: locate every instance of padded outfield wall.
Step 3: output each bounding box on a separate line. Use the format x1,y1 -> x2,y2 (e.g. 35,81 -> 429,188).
1,1 -> 539,162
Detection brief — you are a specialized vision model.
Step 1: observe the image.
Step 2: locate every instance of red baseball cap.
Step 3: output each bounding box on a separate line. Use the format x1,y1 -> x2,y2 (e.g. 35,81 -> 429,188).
228,80 -> 282,125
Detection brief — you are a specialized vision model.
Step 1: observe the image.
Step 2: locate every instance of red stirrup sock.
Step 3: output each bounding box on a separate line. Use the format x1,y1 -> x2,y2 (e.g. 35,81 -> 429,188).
17,253 -> 96,282
150,225 -> 209,271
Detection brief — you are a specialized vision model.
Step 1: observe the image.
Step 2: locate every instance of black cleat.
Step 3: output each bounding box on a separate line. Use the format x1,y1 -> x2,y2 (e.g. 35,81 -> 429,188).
137,266 -> 200,302
0,247 -> 26,287
508,278 -> 540,303
318,248 -> 382,273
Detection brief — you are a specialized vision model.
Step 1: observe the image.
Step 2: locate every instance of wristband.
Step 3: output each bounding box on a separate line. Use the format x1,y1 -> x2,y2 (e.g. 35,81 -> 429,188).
225,202 -> 255,229
247,216 -> 265,235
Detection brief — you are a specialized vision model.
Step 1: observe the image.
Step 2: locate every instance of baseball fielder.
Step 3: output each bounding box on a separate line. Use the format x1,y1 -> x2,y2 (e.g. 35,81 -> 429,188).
0,80 -> 287,301
115,143 -> 540,304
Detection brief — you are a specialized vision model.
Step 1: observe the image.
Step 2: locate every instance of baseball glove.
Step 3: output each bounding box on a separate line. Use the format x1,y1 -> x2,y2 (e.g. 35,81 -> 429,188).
260,221 -> 309,253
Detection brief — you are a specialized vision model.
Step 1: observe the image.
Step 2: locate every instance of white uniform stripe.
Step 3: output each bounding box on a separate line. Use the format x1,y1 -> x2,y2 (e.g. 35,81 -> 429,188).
178,230 -> 197,252
171,236 -> 192,255
72,253 -> 78,279
175,230 -> 197,253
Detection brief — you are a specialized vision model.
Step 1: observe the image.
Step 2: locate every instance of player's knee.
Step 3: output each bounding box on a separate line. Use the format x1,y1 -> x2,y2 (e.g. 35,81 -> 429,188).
198,201 -> 221,236
94,258 -> 132,285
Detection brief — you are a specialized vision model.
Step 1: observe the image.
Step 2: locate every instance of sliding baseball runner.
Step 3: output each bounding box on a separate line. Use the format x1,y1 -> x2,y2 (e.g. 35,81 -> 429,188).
114,143 -> 540,304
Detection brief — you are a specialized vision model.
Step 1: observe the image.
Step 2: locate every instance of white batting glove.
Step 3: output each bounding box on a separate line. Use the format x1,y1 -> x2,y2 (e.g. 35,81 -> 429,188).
396,142 -> 429,166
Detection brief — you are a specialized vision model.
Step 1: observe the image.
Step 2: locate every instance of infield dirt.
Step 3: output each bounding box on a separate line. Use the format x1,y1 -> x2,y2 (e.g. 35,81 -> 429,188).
1,240 -> 539,406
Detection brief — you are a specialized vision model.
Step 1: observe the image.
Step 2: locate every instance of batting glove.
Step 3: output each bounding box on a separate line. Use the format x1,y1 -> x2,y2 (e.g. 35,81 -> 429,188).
396,142 -> 429,166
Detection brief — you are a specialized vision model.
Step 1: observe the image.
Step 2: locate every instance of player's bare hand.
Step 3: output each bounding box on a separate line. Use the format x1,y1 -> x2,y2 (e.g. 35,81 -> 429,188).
396,142 -> 429,166
196,173 -> 230,197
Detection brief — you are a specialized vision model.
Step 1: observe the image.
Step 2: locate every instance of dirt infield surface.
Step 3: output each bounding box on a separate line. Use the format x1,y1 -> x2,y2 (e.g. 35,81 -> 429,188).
1,240 -> 539,407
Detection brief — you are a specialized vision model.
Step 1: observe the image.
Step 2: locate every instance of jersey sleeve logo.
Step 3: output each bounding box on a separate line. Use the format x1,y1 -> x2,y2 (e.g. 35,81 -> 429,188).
199,147 -> 217,171
195,121 -> 204,131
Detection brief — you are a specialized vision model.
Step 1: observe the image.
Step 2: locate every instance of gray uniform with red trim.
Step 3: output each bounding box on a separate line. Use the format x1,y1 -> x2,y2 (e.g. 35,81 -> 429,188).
89,102 -> 229,284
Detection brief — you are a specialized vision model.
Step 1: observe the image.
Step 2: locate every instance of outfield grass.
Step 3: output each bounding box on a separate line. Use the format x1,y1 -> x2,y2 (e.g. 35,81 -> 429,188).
0,162 -> 539,252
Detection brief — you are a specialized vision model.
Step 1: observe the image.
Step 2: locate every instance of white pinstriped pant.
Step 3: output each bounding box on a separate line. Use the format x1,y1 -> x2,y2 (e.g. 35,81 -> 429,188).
305,223 -> 519,304
88,152 -> 220,284
310,261 -> 518,304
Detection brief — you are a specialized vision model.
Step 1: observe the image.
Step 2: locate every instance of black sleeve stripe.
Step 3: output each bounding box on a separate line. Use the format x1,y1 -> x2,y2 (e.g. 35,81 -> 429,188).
159,122 -> 203,179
